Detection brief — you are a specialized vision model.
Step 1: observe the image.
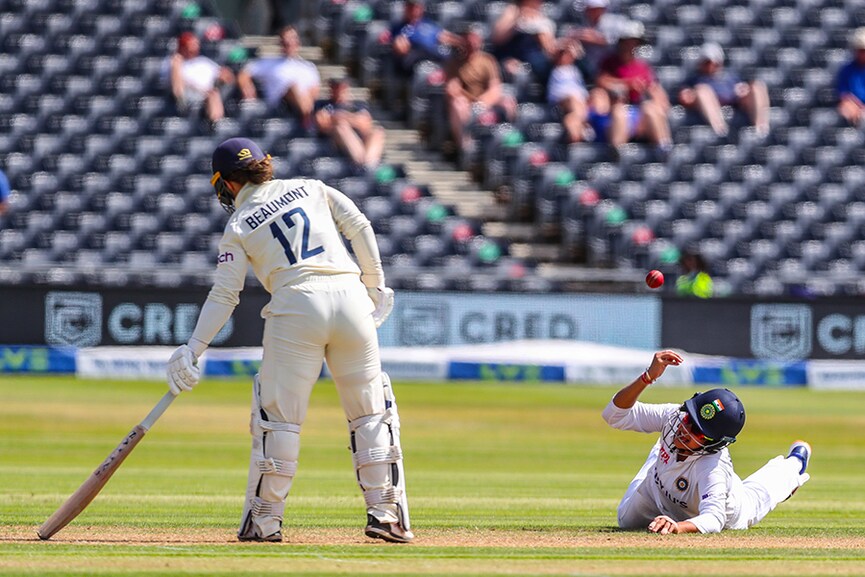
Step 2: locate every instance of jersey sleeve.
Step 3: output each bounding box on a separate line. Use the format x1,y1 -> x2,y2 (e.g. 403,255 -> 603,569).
602,400 -> 679,433
322,182 -> 384,288
187,227 -> 248,352
687,459 -> 730,533
323,182 -> 373,240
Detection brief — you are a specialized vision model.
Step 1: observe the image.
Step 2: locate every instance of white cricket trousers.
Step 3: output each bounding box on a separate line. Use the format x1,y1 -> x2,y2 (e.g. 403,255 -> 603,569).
729,455 -> 810,530
259,274 -> 383,425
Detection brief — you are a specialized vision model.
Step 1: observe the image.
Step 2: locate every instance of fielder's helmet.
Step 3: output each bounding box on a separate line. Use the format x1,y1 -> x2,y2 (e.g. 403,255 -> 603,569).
681,388 -> 746,453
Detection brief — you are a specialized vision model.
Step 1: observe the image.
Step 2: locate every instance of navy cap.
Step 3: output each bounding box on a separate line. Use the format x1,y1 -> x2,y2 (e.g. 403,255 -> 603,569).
212,137 -> 266,178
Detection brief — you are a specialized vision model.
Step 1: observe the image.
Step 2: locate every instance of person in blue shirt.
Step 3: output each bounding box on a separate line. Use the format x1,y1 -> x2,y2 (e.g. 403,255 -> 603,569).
678,43 -> 770,138
0,168 -> 11,216
390,0 -> 460,77
837,27 -> 865,126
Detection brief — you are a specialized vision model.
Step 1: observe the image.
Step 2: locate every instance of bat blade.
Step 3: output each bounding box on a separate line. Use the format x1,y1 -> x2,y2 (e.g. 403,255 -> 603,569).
37,424 -> 147,540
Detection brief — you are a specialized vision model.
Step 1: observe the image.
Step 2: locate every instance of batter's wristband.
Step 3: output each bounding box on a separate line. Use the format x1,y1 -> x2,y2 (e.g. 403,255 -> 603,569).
640,369 -> 656,385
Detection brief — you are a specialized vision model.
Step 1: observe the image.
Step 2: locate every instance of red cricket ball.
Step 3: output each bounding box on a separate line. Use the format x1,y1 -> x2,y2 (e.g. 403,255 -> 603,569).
646,269 -> 664,289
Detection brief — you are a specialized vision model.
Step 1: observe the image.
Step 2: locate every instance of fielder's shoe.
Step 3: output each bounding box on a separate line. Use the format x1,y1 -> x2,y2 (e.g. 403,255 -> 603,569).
787,440 -> 812,475
364,514 -> 414,543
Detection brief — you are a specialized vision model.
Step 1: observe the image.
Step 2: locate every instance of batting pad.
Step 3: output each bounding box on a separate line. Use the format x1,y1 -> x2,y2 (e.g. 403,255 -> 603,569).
348,373 -> 411,529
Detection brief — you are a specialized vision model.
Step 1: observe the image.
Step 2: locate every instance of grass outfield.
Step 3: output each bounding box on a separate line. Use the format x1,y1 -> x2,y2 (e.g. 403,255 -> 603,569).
1,375 -> 864,576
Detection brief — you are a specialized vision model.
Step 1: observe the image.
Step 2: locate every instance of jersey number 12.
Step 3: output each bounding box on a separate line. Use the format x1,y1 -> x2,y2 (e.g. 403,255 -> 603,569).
269,207 -> 325,265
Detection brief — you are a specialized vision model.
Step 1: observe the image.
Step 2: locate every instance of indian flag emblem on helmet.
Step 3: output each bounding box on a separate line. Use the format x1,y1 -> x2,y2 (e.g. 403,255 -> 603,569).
701,399 -> 725,420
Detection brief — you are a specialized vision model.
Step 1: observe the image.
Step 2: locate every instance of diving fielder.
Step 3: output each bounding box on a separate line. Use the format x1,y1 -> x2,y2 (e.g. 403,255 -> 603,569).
602,350 -> 811,535
166,137 -> 413,543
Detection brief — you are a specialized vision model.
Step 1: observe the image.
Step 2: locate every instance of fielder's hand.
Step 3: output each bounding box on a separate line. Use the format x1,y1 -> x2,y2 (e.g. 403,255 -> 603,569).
648,515 -> 680,535
646,350 -> 684,381
167,344 -> 200,395
367,287 -> 395,328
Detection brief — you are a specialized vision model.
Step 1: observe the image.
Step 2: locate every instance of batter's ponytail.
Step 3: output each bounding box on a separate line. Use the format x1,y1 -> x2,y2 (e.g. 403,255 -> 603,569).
226,156 -> 274,185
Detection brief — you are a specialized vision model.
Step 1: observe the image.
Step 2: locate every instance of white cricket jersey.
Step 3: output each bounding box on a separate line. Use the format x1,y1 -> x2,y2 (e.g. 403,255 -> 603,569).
602,400 -> 746,533
206,178 -> 367,313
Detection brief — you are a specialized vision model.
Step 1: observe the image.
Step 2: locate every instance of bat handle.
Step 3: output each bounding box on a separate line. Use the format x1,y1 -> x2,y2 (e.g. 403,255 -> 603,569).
140,391 -> 177,431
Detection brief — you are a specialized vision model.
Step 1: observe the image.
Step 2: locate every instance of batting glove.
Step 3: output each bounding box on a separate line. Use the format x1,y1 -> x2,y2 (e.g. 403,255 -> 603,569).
367,287 -> 395,328
167,344 -> 200,395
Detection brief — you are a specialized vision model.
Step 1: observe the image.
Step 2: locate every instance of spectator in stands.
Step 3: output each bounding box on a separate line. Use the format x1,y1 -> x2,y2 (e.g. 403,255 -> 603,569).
314,77 -> 386,171
547,39 -> 590,143
591,21 -> 671,150
238,26 -> 320,129
836,27 -> 865,126
491,0 -> 557,84
570,0 -> 629,81
444,23 -> 516,156
167,32 -> 234,123
390,0 -> 461,78
596,21 -> 669,110
678,43 -> 770,138
676,250 -> 714,298
0,167 -> 10,216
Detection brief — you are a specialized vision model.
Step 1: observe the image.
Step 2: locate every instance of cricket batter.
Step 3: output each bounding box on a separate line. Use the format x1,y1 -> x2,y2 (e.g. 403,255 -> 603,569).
602,350 -> 811,534
166,137 -> 413,543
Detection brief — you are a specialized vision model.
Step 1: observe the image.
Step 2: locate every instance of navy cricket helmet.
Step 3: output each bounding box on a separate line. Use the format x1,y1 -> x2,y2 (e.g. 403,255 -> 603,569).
681,388 -> 746,453
210,137 -> 269,214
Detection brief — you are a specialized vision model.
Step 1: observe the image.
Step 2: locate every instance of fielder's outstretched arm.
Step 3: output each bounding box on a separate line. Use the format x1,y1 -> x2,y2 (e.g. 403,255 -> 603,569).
611,350 -> 684,409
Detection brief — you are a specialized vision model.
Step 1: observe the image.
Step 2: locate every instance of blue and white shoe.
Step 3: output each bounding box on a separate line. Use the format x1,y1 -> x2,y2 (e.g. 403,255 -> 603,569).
787,440 -> 812,475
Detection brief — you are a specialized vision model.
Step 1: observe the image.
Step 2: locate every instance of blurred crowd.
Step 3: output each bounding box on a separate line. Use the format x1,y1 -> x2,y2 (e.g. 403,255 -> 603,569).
164,23 -> 386,172
166,0 -> 865,176
384,0 -> 774,159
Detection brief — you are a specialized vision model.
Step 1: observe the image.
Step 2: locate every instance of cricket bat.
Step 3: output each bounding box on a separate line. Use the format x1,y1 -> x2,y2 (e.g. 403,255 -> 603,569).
37,391 -> 177,540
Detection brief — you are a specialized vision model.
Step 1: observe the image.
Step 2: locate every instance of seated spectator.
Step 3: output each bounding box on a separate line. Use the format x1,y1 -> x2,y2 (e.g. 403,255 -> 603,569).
491,0 -> 557,84
678,43 -> 770,137
570,0 -> 629,81
390,0 -> 461,78
0,167 -> 10,216
837,27 -> 865,126
676,250 -> 714,298
590,22 -> 671,150
444,24 -> 516,155
314,77 -> 386,170
586,88 -> 670,149
238,26 -> 320,129
595,21 -> 669,110
547,39 -> 590,143
166,32 -> 234,123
